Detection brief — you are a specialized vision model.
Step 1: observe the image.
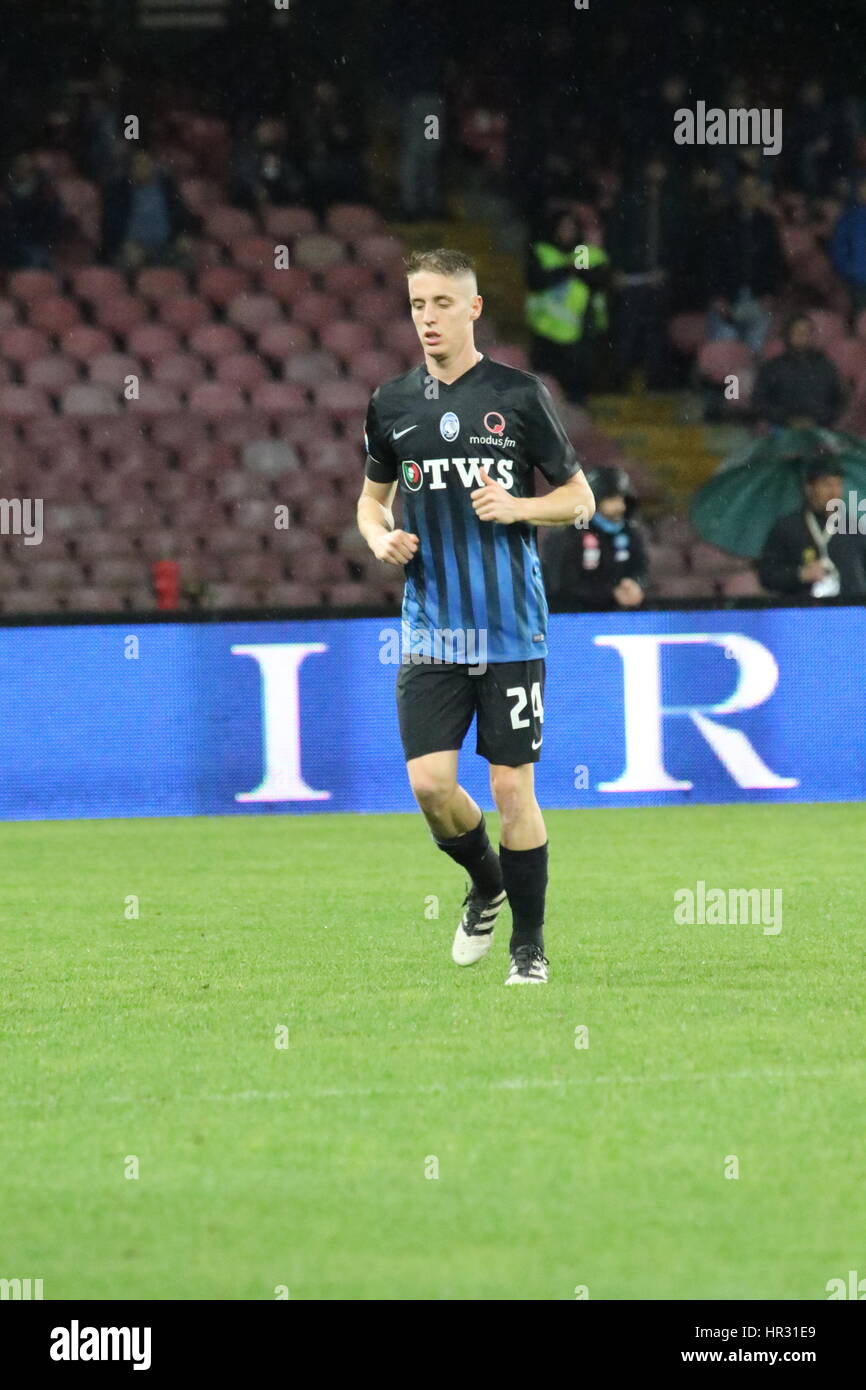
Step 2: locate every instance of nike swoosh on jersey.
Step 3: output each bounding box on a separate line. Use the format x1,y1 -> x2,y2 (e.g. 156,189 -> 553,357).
531,736 -> 543,750
392,425 -> 417,439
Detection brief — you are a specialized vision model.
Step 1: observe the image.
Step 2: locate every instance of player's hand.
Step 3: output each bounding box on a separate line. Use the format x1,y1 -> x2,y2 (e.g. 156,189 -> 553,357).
371,529 -> 419,565
470,469 -> 524,525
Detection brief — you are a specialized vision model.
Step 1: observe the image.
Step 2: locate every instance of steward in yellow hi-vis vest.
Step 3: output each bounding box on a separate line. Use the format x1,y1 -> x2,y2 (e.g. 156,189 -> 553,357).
525,210 -> 610,404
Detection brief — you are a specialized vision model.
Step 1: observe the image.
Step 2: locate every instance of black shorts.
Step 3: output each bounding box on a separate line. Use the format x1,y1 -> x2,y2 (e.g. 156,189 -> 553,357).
396,657 -> 546,766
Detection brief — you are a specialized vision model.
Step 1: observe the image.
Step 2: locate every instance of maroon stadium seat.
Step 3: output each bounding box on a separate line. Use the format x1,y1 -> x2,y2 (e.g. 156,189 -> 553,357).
808,309 -> 847,347
262,206 -> 317,239
92,295 -> 149,336
320,264 -> 376,300
72,267 -> 126,303
325,205 -> 383,240
136,268 -> 188,304
351,289 -> 404,326
291,291 -> 341,331
292,233 -> 346,271
320,319 -> 375,358
251,382 -> 306,416
152,352 -> 207,390
189,322 -> 244,361
283,349 -> 342,387
204,205 -> 257,247
28,297 -> 81,336
158,295 -> 212,336
8,269 -> 60,304
87,417 -> 148,453
87,352 -> 143,387
126,382 -> 183,417
214,354 -> 268,389
721,570 -> 764,598
696,339 -> 755,383
689,542 -> 749,577
150,414 -> 211,452
355,235 -> 404,271
0,325 -> 51,363
351,349 -> 402,389
824,338 -> 866,386
256,321 -> 313,359
62,384 -> 120,416
226,293 -> 282,334
127,323 -> 180,363
24,355 -> 80,392
0,385 -> 49,419
257,267 -> 314,306
198,267 -> 250,307
232,236 -> 279,273
189,382 -> 247,417
313,379 -> 368,419
61,324 -> 113,362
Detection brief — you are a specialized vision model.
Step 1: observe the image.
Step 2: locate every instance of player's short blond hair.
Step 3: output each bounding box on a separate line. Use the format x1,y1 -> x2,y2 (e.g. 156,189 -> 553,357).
405,248 -> 478,291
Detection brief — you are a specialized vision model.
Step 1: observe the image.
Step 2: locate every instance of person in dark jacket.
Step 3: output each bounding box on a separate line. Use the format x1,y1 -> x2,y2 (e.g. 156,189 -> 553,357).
100,151 -> 199,268
830,176 -> 866,317
0,153 -> 62,269
757,460 -> 866,598
751,314 -> 846,428
706,172 -> 784,352
606,152 -> 685,388
543,466 -> 648,610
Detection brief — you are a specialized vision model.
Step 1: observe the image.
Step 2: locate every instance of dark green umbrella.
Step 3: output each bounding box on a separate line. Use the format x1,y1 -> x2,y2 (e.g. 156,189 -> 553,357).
689,426 -> 866,558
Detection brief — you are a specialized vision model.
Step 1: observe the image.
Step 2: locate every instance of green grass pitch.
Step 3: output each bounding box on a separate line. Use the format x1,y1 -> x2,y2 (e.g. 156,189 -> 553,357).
2,802 -> 864,1301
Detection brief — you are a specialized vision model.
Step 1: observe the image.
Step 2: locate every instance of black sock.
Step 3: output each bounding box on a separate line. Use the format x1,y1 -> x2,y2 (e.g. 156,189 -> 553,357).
500,841 -> 548,953
434,813 -> 504,899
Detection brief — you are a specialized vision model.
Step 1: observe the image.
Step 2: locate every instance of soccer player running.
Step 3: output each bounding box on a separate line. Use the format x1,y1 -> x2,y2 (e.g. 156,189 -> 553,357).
357,249 -> 594,984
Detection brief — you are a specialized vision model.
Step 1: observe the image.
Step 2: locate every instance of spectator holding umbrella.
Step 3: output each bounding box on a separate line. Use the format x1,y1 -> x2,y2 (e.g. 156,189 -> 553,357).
758,458 -> 866,598
543,466 -> 648,610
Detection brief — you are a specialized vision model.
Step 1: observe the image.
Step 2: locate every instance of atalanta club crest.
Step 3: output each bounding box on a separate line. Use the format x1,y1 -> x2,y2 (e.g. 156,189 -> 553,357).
402,460 -> 423,490
439,411 -> 459,442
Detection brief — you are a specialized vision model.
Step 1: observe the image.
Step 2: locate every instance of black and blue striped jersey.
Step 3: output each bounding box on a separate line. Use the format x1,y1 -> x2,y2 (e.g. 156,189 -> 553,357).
363,355 -> 581,662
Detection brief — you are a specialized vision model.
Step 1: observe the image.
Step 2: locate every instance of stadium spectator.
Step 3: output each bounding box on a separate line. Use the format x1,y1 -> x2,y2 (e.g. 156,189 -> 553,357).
384,0 -> 445,219
705,172 -> 784,353
751,314 -> 846,429
100,150 -> 199,269
785,79 -> 852,197
606,152 -> 683,389
543,467 -> 648,610
301,80 -> 367,214
0,153 -> 62,269
231,117 -> 307,212
830,176 -> 866,316
758,461 -> 866,598
525,210 -> 610,403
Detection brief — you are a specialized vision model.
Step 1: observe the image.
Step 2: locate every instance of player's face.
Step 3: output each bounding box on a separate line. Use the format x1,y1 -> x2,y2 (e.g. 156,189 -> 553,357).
407,271 -> 481,360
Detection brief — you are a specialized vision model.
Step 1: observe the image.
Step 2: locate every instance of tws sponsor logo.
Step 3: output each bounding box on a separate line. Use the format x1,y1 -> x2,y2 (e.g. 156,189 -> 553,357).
411,458 -> 515,489
50,1321 -> 152,1371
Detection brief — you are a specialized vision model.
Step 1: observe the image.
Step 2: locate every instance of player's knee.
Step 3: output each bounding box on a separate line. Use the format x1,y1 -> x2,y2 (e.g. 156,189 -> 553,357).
489,765 -> 529,823
408,769 -> 457,815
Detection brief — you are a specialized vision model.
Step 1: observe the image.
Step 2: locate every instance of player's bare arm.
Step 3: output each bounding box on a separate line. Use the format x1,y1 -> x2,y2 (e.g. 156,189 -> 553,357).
470,467 -> 595,527
357,476 -> 419,565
